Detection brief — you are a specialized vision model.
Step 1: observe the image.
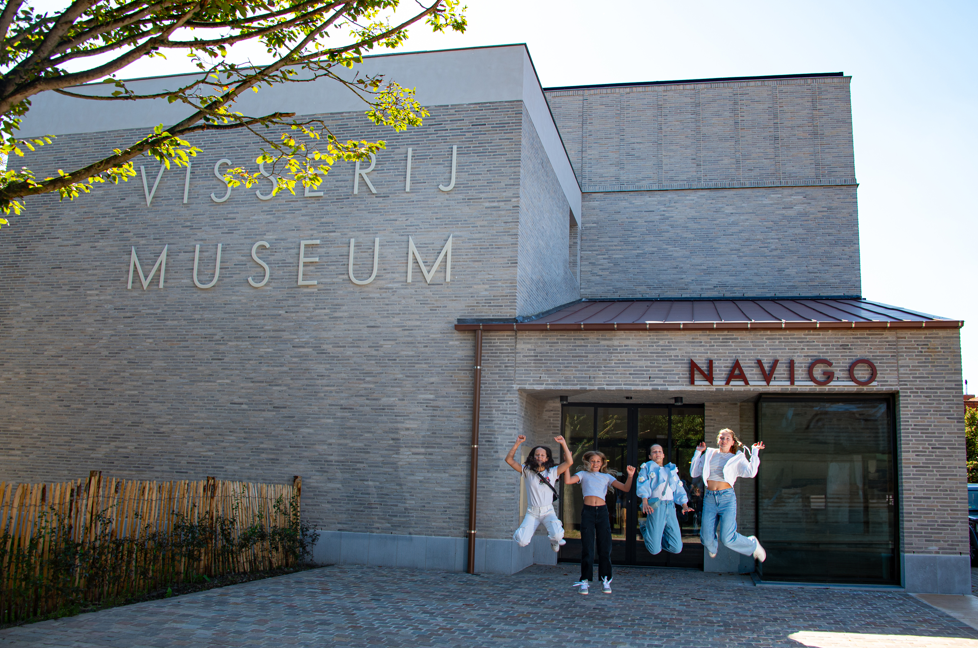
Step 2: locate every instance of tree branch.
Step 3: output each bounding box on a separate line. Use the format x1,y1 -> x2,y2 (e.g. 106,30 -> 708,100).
0,0 -> 26,45
3,0 -> 100,90
0,2 -> 200,116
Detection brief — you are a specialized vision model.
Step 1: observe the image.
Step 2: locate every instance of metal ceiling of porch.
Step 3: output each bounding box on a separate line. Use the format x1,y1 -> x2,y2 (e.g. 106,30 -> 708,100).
454,299 -> 964,332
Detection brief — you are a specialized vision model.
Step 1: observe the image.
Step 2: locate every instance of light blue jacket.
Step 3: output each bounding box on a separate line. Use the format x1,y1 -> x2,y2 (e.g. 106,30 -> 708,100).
636,462 -> 689,506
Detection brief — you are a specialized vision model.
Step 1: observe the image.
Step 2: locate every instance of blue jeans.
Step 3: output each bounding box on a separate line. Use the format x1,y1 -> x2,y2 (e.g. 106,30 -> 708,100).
700,488 -> 757,557
641,498 -> 683,555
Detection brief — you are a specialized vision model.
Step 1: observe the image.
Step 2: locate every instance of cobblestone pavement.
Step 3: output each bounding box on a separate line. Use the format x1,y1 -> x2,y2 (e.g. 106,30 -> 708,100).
2,565 -> 977,648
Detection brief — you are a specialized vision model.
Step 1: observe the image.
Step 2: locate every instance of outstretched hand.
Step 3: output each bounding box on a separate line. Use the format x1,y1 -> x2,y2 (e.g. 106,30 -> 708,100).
696,441 -> 707,452
753,441 -> 766,450
626,465 -> 636,476
554,435 -> 566,444
681,504 -> 693,514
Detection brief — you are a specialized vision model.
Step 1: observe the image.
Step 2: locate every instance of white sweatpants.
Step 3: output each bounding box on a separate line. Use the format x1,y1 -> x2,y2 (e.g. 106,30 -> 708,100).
513,505 -> 564,547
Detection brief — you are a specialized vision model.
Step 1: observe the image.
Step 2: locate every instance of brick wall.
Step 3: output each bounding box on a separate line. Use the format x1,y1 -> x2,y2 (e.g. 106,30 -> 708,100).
516,107 -> 581,316
545,76 -> 855,191
469,327 -> 965,557
545,75 -> 860,301
0,100 -> 571,542
578,185 -> 860,298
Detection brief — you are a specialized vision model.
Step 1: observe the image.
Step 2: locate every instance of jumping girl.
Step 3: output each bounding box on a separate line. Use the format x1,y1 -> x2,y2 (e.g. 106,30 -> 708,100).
564,451 -> 635,595
505,434 -> 574,552
690,428 -> 767,563
636,444 -> 693,556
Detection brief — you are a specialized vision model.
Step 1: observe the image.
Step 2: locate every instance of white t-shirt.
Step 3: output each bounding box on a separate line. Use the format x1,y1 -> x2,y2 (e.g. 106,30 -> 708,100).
575,471 -> 617,500
524,466 -> 560,508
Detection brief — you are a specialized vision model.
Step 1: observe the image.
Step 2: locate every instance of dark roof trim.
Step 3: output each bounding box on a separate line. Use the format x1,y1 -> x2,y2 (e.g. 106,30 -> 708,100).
455,298 -> 963,332
544,72 -> 845,92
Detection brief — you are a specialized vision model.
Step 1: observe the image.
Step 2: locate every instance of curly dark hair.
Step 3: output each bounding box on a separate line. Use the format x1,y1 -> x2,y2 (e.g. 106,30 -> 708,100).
524,445 -> 556,471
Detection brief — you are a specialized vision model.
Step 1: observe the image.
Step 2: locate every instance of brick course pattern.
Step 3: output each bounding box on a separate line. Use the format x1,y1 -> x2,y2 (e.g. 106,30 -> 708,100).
545,76 -> 860,299
0,101 -> 571,543
578,185 -> 860,298
466,328 -> 965,557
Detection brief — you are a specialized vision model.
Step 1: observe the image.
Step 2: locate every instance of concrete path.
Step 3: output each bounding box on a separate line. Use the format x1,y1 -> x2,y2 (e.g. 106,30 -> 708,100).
1,565 -> 977,647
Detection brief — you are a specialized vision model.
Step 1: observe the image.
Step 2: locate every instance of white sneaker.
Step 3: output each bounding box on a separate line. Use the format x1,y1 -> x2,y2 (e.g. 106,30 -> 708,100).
573,580 -> 589,595
550,538 -> 566,552
708,550 -> 717,558
749,536 -> 767,562
601,576 -> 612,594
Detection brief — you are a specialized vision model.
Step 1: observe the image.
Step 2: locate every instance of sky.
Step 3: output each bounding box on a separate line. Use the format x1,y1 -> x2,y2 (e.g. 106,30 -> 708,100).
18,0 -> 978,391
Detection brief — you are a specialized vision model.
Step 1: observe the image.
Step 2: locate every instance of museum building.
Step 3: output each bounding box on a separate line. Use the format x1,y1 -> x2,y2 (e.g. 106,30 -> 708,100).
1,45 -> 967,594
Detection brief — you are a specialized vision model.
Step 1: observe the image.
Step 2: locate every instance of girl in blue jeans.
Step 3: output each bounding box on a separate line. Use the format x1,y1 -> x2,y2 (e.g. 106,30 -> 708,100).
690,428 -> 767,563
637,444 -> 693,555
564,451 -> 635,595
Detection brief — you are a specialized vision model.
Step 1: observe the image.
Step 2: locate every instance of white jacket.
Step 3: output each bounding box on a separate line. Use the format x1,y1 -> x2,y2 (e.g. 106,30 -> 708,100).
690,447 -> 761,488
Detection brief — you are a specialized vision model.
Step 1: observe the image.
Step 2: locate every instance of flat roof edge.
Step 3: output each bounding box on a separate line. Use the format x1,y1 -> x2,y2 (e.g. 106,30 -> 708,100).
544,72 -> 846,92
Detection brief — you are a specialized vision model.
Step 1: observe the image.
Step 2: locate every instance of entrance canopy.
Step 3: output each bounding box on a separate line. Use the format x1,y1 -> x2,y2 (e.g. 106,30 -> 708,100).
456,298 -> 963,332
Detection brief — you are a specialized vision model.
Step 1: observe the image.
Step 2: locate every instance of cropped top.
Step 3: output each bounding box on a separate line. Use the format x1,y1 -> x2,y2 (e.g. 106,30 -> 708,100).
574,471 -> 616,500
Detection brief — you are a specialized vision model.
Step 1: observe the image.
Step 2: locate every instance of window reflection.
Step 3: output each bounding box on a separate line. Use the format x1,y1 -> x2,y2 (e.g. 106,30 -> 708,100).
758,399 -> 896,584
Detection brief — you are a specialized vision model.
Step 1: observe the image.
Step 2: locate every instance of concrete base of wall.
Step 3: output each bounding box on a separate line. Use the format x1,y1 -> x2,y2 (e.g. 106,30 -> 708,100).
703,542 -> 755,574
903,554 -> 971,594
312,531 -> 557,574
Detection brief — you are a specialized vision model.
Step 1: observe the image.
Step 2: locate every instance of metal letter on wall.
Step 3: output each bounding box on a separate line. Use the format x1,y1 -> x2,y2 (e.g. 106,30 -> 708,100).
407,234 -> 452,284
689,359 -> 714,385
404,148 -> 413,192
255,162 -> 277,201
249,241 -> 271,288
193,244 -> 222,289
210,159 -> 233,203
140,164 -> 165,207
183,163 -> 192,204
439,145 -> 457,192
848,359 -> 878,386
354,154 -> 377,194
128,245 -> 167,289
297,239 -> 320,286
349,238 -> 380,285
808,359 -> 835,386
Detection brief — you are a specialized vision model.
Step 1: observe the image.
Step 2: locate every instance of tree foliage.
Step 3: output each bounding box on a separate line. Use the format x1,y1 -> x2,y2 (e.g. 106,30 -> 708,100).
0,0 -> 467,223
967,408 -> 978,483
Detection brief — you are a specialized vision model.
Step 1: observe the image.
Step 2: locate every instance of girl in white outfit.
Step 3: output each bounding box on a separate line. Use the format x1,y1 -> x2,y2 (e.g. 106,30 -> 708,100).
690,428 -> 767,562
505,434 -> 574,552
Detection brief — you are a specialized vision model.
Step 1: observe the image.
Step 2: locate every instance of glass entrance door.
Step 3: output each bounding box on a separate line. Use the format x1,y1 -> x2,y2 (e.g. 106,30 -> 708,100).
559,404 -> 705,568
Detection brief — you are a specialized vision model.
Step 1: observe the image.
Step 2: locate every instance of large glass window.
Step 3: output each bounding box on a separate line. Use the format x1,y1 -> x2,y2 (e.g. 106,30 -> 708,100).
757,397 -> 897,584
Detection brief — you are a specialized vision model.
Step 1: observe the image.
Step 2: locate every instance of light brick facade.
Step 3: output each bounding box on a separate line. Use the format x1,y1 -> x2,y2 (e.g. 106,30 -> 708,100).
0,46 -> 965,593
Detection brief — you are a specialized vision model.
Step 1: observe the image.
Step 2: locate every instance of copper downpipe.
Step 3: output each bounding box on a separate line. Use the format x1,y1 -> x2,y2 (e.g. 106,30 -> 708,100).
467,329 -> 483,574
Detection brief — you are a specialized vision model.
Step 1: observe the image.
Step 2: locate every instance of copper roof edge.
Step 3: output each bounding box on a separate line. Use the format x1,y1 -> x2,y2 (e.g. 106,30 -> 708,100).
454,298 -> 964,332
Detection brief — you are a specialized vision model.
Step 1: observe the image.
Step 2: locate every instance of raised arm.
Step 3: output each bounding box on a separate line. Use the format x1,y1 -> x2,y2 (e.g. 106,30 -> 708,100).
554,436 -> 573,475
504,435 -> 526,473
690,441 -> 707,479
612,465 -> 636,492
740,441 -> 765,478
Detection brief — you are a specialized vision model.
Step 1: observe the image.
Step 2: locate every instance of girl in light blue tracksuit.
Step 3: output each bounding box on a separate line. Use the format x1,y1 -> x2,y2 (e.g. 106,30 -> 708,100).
636,444 -> 693,555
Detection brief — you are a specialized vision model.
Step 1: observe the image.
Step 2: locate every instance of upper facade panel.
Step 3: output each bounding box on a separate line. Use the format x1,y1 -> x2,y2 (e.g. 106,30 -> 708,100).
544,75 -> 855,193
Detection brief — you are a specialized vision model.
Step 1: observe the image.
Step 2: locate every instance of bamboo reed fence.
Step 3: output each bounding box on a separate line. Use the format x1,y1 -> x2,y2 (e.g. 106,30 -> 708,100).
0,472 -> 306,623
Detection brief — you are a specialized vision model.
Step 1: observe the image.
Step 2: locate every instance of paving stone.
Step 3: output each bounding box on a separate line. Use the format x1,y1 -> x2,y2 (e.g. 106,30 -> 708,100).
2,565 -> 977,647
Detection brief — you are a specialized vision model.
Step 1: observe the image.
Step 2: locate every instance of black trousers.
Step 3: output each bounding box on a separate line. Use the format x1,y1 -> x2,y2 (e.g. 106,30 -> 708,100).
580,504 -> 612,582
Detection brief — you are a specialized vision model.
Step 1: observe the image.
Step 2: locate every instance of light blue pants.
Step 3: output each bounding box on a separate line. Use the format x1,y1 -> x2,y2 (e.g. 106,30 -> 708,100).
640,498 -> 683,555
701,489 -> 757,557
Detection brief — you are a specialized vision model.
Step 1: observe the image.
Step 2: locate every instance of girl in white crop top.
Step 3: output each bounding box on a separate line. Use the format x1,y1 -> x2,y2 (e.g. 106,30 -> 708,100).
504,434 -> 574,553
690,428 -> 767,563
564,451 -> 635,595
